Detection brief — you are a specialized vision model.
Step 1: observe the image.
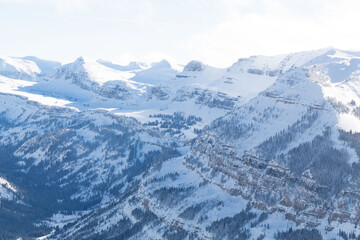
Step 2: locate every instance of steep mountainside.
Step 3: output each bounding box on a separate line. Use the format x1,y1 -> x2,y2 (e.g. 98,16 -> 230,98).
1,48 -> 360,239
0,55 -> 41,80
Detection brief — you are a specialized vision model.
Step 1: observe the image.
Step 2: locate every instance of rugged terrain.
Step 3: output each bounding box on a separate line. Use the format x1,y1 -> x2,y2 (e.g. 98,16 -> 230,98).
1,48 -> 360,239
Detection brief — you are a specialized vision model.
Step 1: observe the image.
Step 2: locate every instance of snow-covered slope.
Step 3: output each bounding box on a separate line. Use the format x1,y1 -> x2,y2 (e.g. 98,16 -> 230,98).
0,91 -> 175,238
21,56 -> 61,75
97,59 -> 145,71
0,55 -> 41,80
0,176 -> 18,201
17,56 -> 277,139
182,48 -> 360,238
0,55 -> 61,81
50,48 -> 360,239
3,48 -> 360,239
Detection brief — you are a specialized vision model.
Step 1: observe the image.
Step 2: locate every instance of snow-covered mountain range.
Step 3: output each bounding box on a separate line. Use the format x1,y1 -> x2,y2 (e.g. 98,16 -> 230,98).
1,48 -> 360,239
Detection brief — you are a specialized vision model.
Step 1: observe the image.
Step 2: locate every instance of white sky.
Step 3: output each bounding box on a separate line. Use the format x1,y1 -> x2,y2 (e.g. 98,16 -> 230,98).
1,0 -> 360,67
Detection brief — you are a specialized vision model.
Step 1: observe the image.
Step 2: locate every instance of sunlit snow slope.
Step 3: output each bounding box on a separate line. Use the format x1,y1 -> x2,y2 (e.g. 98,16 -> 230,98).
2,48 -> 360,239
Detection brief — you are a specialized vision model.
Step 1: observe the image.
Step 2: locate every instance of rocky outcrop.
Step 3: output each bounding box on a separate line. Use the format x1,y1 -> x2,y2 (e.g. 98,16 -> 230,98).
183,60 -> 206,72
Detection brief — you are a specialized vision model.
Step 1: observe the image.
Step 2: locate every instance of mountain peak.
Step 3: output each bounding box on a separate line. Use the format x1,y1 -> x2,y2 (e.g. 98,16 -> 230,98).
183,60 -> 206,72
75,56 -> 85,63
0,55 -> 41,80
96,59 -> 144,71
21,56 -> 61,75
152,59 -> 172,69
4,48 -> 360,239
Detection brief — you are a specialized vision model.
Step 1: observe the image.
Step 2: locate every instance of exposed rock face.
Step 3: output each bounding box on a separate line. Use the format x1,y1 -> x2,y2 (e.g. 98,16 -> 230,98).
52,57 -> 145,100
187,130 -> 360,227
182,60 -> 360,231
3,49 -> 360,239
174,87 -> 240,110
183,60 -> 206,72
147,86 -> 171,100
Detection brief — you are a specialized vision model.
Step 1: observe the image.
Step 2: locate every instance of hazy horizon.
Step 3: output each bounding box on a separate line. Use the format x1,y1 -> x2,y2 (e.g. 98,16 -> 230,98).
1,0 -> 360,67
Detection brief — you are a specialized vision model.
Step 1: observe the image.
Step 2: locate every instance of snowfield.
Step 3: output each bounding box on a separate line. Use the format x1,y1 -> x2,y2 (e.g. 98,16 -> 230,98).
1,48 -> 360,239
